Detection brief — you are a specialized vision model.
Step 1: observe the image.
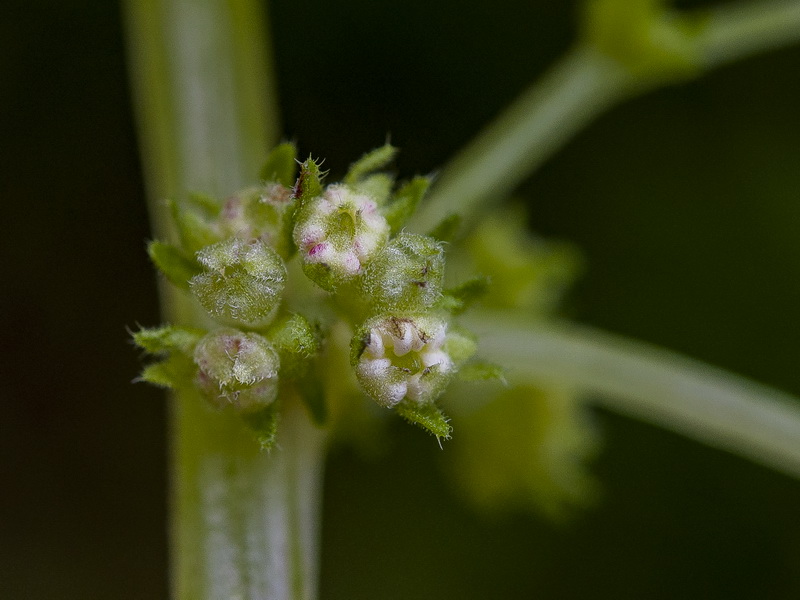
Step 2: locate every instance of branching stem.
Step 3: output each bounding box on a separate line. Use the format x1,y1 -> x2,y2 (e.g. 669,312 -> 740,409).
699,0 -> 800,68
412,0 -> 800,233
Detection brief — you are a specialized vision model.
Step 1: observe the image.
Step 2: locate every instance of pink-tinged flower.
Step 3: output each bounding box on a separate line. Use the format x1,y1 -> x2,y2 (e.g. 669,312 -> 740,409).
294,184 -> 390,290
353,315 -> 456,408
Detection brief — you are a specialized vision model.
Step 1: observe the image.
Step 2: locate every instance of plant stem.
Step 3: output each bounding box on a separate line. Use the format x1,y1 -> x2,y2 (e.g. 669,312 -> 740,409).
413,0 -> 800,233
409,46 -> 633,233
464,310 -> 800,478
177,391 -> 325,599
125,1 -> 326,598
699,0 -> 800,69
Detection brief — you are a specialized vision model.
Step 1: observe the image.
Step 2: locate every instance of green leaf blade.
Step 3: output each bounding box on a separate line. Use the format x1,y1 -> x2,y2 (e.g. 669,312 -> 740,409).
427,213 -> 462,243
242,404 -> 280,451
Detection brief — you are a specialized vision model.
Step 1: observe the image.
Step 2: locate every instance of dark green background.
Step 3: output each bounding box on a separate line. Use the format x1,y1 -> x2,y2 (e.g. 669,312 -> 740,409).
3,0 -> 800,597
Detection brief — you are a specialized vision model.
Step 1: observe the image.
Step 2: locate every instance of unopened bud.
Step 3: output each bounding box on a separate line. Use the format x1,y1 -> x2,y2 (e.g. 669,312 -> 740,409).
190,238 -> 286,327
294,184 -> 390,291
362,233 -> 445,311
194,328 -> 280,412
217,184 -> 294,256
267,313 -> 321,379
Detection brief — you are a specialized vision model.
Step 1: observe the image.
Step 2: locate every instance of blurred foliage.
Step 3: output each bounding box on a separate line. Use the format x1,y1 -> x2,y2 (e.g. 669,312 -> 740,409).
3,0 -> 800,598
448,383 -> 599,520
458,207 -> 584,316
582,0 -> 705,79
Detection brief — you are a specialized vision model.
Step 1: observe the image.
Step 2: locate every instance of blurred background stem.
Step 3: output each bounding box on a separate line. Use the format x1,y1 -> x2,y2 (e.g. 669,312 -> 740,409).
466,310 -> 800,479
413,0 -> 800,233
125,1 -> 325,598
409,46 -> 633,232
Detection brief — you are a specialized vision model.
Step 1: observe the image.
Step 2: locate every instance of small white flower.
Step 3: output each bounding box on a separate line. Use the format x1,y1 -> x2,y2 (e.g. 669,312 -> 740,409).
354,315 -> 454,407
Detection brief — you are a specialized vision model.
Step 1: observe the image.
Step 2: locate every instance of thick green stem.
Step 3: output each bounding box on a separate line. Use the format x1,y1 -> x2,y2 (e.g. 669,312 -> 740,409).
413,0 -> 800,234
465,310 -> 800,478
176,392 -> 325,599
125,1 -> 325,598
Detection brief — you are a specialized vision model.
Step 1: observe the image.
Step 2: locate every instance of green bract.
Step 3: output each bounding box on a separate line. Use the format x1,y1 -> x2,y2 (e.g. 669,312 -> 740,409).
132,324 -> 204,355
147,241 -> 200,290
259,142 -> 298,187
132,325 -> 204,391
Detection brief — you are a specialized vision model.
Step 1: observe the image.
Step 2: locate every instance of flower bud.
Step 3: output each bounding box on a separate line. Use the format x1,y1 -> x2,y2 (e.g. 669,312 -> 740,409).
352,314 -> 463,408
190,238 -> 286,327
216,184 -> 294,256
193,328 -> 280,412
294,184 -> 390,291
267,313 -> 320,379
362,233 -> 445,311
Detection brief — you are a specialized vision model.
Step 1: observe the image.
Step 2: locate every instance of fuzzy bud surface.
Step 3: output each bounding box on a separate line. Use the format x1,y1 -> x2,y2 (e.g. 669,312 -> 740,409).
194,328 -> 280,412
294,184 -> 390,290
190,238 -> 286,326
362,232 -> 445,311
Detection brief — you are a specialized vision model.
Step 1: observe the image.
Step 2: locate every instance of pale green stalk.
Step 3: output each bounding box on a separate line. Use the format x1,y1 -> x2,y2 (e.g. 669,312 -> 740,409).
409,46 -> 632,233
465,310 -> 800,478
125,1 -> 325,598
411,0 -> 800,233
699,0 -> 800,67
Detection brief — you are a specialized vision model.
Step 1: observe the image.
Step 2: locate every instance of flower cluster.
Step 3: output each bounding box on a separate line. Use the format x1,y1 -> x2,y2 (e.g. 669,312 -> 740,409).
134,144 -> 487,446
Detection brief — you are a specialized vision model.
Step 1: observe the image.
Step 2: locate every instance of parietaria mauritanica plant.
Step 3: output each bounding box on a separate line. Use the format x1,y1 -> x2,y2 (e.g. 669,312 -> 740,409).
134,144 -> 506,446
124,0 -> 800,595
